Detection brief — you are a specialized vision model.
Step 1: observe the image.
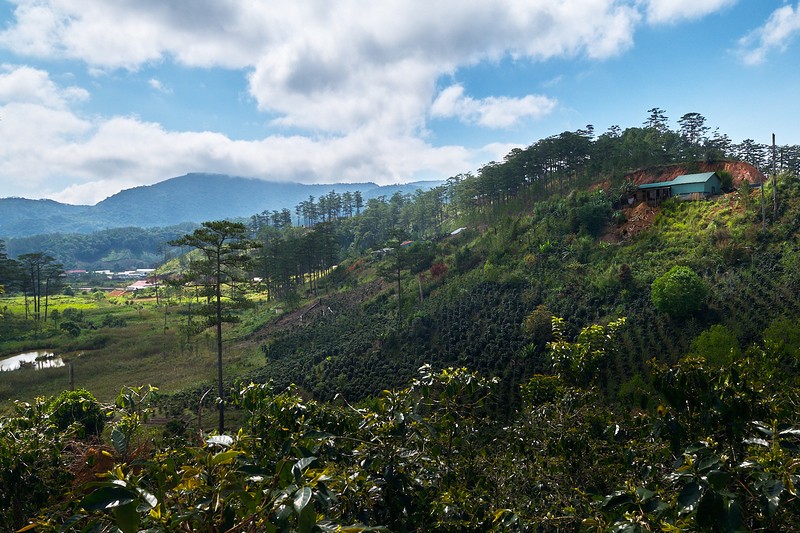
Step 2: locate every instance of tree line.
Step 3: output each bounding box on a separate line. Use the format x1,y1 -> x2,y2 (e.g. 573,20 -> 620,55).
447,108 -> 799,219
0,242 -> 65,325
6,107 -> 797,281
5,224 -> 198,270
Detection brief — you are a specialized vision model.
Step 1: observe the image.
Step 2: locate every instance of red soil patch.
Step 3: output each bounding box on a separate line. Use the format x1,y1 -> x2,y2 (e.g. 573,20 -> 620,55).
602,202 -> 660,243
625,160 -> 764,188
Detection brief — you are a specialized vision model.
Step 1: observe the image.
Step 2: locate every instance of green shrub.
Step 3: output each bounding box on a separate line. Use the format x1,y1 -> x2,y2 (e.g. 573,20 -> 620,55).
690,324 -> 741,366
569,191 -> 612,236
522,305 -> 553,347
47,389 -> 105,438
651,266 -> 708,317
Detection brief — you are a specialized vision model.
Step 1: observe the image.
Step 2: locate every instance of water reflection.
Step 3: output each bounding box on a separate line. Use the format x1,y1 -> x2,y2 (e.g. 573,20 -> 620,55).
0,351 -> 64,371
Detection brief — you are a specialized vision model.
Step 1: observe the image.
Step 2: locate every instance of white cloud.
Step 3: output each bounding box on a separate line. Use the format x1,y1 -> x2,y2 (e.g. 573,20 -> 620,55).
0,0 -> 640,137
42,122 -> 475,204
244,1 -> 640,134
0,68 -> 474,204
645,0 -> 737,24
0,64 -> 88,108
431,85 -> 557,128
479,142 -> 527,163
148,78 -> 172,94
738,3 -> 800,65
50,179 -> 140,205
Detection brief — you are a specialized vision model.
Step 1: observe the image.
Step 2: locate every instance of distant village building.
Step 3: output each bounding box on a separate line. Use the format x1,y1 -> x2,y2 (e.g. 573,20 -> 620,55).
636,172 -> 722,204
125,280 -> 156,291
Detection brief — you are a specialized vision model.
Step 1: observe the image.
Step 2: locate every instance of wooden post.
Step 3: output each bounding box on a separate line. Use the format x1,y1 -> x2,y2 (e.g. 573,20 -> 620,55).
68,361 -> 74,391
198,388 -> 212,437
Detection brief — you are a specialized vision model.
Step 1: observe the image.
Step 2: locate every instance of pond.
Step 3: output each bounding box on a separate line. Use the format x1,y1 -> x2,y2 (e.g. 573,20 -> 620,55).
0,350 -> 64,372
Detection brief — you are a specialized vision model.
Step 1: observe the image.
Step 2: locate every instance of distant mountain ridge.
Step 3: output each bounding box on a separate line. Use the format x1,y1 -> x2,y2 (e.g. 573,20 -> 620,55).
0,174 -> 444,238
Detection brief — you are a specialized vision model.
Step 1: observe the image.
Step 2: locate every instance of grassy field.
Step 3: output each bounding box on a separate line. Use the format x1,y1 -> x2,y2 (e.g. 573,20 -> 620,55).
0,290 -> 274,409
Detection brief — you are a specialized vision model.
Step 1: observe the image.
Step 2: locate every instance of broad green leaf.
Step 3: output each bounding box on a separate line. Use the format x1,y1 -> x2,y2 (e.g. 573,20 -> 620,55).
601,490 -> 631,509
677,482 -> 702,514
302,430 -> 335,440
705,469 -> 729,491
685,442 -> 708,454
211,449 -> 241,465
295,456 -> 317,472
136,488 -> 157,510
697,455 -> 721,473
298,500 -> 316,533
81,485 -> 138,511
277,459 -> 294,486
112,502 -> 140,533
111,427 -> 127,456
635,487 -> 655,502
695,492 -> 724,530
293,456 -> 317,481
275,503 -> 293,523
294,486 -> 313,514
763,478 -> 784,517
751,421 -> 773,436
723,500 -> 744,533
643,498 -> 669,513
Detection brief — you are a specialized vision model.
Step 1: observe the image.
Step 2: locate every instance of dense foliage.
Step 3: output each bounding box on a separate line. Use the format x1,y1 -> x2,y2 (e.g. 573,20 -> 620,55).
3,344 -> 798,532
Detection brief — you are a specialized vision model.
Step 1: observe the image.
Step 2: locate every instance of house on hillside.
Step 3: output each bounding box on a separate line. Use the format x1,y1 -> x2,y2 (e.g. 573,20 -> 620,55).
636,172 -> 722,204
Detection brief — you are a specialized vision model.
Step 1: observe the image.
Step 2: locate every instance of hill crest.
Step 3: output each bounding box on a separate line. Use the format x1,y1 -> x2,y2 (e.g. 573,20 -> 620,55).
0,174 -> 443,238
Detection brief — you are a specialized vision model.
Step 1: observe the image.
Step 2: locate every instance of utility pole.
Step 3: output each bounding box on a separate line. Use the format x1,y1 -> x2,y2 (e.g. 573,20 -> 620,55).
772,133 -> 778,220
760,158 -> 766,230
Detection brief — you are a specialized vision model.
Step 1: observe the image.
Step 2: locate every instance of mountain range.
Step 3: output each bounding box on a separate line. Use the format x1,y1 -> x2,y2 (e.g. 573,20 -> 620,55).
0,174 -> 443,238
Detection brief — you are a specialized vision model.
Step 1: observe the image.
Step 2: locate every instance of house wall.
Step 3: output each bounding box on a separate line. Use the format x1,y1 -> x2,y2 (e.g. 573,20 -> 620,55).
671,183 -> 704,196
671,176 -> 721,197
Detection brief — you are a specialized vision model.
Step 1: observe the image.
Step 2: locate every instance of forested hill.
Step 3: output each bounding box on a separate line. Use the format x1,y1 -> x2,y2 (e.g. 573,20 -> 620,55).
0,173 -> 443,238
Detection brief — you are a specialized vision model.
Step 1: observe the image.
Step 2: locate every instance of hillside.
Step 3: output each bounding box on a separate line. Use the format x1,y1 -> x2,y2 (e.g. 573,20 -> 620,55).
218,181 -> 795,409
1,117 -> 798,531
3,175 -> 798,532
0,198 -> 91,235
0,174 -> 443,238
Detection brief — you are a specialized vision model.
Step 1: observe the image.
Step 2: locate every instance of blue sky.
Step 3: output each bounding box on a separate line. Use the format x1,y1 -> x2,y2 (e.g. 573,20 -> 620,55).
0,0 -> 797,205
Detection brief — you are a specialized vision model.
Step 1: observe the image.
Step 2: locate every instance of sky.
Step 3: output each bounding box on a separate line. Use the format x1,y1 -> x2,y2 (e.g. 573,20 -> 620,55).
0,1 -> 798,205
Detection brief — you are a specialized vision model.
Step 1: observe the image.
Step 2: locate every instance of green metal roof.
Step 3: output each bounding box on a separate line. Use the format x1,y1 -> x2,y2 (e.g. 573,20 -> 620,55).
669,172 -> 718,185
637,172 -> 719,189
638,181 -> 671,190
